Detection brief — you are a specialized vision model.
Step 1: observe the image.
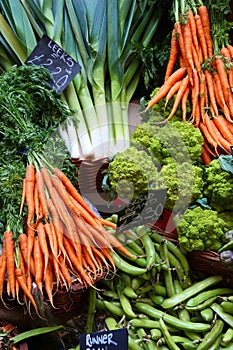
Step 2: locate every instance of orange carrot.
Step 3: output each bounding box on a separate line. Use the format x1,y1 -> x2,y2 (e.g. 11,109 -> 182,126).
204,69 -> 219,116
199,71 -> 207,120
215,56 -> 231,104
181,83 -> 191,122
52,167 -> 100,220
213,115 -> 233,144
165,80 -> 182,108
162,75 -> 190,122
146,67 -> 187,110
33,236 -> 43,294
63,236 -> 93,287
36,222 -> 49,275
26,223 -> 35,276
182,19 -> 194,71
205,116 -> 232,154
3,230 -> 16,299
195,14 -> 208,60
198,5 -> 213,58
20,178 -> 26,216
35,170 -> 49,221
25,164 -> 35,226
57,254 -> 72,289
43,259 -> 55,308
15,268 -> 42,319
188,10 -> 199,58
47,198 -> 68,261
201,144 -> 212,165
164,27 -> 179,81
199,121 -> 218,152
191,68 -> 200,125
212,72 -> 231,121
176,21 -> 193,85
0,248 -> 7,301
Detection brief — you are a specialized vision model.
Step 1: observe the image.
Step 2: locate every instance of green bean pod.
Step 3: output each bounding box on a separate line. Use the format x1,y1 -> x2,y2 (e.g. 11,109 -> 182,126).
159,239 -> 176,297
141,232 -> 157,270
200,307 -> 214,322
135,302 -> 211,332
221,301 -> 233,315
124,285 -> 138,299
185,296 -> 218,312
196,319 -> 224,350
186,288 -> 233,307
103,300 -> 124,317
117,289 -> 137,318
159,318 -> 181,350
221,327 -> 233,346
211,303 -> 233,328
111,252 -> 147,276
162,275 -> 223,310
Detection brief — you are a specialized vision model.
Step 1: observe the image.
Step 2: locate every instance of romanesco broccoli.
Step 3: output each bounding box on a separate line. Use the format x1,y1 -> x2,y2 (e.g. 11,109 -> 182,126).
131,120 -> 203,165
176,206 -> 227,252
108,146 -> 163,200
157,162 -> 204,212
204,156 -> 233,212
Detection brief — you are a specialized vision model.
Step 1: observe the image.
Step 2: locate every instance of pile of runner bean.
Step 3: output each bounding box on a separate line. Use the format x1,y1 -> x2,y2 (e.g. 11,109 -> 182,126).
91,225 -> 233,350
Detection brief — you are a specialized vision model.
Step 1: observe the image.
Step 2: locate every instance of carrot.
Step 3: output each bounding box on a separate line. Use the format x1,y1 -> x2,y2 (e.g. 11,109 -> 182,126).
191,68 -> 200,125
205,116 -> 232,154
188,10 -> 199,55
36,222 -> 49,275
57,254 -> 72,289
182,19 -> 194,71
199,120 -> 218,152
215,56 -> 231,104
181,83 -> 191,122
43,259 -> 55,308
162,75 -> 190,122
3,230 -> 16,299
81,244 -> 99,277
25,164 -> 35,226
33,236 -> 43,294
146,67 -> 187,110
35,170 -> 49,221
47,198 -> 68,261
213,115 -> 233,144
195,14 -> 208,60
0,248 -> 7,302
176,21 -> 193,85
198,5 -> 213,58
98,217 -> 117,230
15,268 -> 43,319
204,69 -> 219,117
212,71 -> 231,121
63,235 -> 93,287
26,223 -> 35,276
164,27 -> 179,81
191,43 -> 201,73
52,167 -> 100,220
199,71 -> 207,120
201,144 -> 212,165
164,80 -> 182,108
19,178 -> 26,216
227,44 -> 233,59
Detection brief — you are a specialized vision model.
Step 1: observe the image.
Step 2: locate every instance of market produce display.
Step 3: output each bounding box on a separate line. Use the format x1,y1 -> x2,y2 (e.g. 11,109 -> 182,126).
145,0 -> 233,164
0,64 -> 134,319
0,0 -> 233,349
76,224 -> 233,350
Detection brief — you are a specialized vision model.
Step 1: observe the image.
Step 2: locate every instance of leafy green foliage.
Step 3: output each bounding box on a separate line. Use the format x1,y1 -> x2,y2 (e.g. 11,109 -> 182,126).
176,206 -> 227,253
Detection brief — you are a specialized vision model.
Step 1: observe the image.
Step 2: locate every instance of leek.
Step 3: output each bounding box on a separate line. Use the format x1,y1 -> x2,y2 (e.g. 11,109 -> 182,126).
0,0 -> 165,160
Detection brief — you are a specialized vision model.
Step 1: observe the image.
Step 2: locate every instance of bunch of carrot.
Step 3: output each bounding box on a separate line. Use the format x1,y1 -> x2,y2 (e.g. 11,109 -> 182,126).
0,161 -> 134,318
146,0 -> 233,164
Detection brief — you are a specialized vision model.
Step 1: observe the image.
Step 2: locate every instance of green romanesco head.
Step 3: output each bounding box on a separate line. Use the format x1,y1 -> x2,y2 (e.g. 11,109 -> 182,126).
176,206 -> 226,253
204,157 -> 233,212
157,162 -> 204,212
131,120 -> 203,166
108,146 -> 162,200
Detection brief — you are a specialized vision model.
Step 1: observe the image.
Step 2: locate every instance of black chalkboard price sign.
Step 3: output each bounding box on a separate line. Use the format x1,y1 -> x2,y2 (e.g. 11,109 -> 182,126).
79,328 -> 128,350
116,188 -> 167,234
25,34 -> 81,94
